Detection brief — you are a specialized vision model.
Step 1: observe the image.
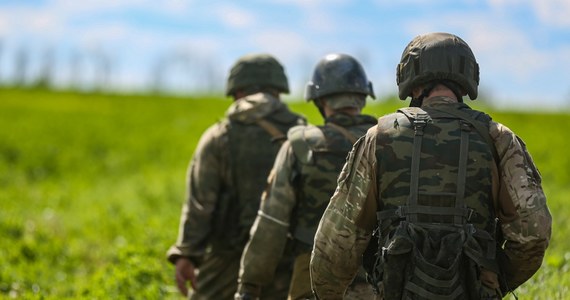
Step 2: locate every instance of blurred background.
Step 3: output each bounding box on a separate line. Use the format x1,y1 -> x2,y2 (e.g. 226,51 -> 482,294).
2,1 -> 570,298
1,0 -> 569,109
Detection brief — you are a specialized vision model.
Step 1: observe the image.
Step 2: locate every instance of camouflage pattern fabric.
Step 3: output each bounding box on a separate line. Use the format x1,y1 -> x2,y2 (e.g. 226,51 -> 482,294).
237,113 -> 377,299
167,92 -> 305,299
310,96 -> 551,299
370,102 -> 500,299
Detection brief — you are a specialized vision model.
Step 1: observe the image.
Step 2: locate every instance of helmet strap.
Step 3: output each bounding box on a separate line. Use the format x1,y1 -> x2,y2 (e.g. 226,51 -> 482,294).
410,82 -> 437,107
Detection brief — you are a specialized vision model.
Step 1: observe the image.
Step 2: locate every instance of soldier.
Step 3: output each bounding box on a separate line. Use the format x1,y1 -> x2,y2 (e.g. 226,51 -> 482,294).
235,53 -> 378,300
310,32 -> 552,299
167,53 -> 306,300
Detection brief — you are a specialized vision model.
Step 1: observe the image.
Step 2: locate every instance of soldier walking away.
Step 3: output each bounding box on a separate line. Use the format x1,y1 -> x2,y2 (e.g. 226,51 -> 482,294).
167,53 -> 306,300
310,32 -> 552,299
235,54 -> 379,300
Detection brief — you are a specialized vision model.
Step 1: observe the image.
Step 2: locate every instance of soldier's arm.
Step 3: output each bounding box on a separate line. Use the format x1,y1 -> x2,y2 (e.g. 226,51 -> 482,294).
310,130 -> 377,299
238,141 -> 298,296
490,121 -> 552,290
167,124 -> 226,265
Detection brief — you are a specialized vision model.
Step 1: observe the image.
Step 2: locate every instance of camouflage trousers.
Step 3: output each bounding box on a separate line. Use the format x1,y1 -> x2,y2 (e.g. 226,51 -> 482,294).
289,252 -> 378,300
188,250 -> 293,300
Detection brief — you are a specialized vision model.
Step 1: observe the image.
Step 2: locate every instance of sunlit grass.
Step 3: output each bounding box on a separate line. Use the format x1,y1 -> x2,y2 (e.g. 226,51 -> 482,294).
0,88 -> 568,299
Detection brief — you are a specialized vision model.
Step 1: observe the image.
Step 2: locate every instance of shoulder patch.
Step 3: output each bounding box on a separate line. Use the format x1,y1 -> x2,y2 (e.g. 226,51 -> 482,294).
287,125 -> 326,164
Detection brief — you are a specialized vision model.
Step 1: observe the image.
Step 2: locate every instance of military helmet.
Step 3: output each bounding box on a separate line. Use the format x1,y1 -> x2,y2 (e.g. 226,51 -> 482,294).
396,32 -> 479,100
305,53 -> 375,102
226,53 -> 289,96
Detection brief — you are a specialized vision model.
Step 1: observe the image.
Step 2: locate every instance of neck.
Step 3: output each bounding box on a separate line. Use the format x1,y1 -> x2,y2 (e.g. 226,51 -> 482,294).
428,85 -> 458,100
325,107 -> 360,118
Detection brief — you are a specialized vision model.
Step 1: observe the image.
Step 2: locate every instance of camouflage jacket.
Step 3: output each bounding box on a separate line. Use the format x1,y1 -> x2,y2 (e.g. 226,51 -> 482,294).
238,113 -> 377,290
310,97 -> 552,299
167,92 -> 305,265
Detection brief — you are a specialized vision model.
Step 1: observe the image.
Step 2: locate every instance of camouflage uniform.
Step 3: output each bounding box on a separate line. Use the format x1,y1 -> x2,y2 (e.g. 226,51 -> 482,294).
310,96 -> 552,299
311,32 -> 552,300
167,92 -> 305,300
237,113 -> 377,299
237,53 -> 378,300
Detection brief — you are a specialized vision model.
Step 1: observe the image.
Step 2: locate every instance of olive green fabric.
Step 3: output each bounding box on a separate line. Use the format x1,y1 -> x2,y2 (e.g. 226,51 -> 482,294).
289,114 -> 378,248
397,32 -> 479,100
220,101 -> 305,250
237,113 -> 377,299
310,96 -> 551,299
368,101 -> 499,299
288,252 -> 313,300
226,53 -> 289,96
374,102 -> 497,234
167,92 -> 305,300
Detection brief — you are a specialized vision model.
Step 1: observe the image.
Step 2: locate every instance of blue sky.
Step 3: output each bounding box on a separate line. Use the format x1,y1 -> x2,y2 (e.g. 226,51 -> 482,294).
1,0 -> 569,109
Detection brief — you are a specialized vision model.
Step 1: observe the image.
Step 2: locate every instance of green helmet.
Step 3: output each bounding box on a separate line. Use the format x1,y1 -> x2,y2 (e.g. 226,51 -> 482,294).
225,53 -> 289,96
397,32 -> 479,100
305,53 -> 375,102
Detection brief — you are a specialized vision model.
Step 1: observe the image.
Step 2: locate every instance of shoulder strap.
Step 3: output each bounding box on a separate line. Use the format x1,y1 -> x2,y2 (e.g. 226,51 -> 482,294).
326,122 -> 359,144
392,108 -> 474,225
255,118 -> 286,143
427,106 -> 500,165
397,108 -> 432,223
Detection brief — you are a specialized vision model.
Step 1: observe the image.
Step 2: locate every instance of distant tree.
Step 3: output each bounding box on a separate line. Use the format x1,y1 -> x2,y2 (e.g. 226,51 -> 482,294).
0,41 -> 3,84
68,50 -> 82,90
149,49 -> 223,95
33,47 -> 55,89
151,56 -> 167,94
14,46 -> 29,87
93,50 -> 112,91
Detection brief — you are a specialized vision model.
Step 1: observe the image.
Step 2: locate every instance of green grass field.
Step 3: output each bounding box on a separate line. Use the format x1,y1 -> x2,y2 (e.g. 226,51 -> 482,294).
0,88 -> 568,299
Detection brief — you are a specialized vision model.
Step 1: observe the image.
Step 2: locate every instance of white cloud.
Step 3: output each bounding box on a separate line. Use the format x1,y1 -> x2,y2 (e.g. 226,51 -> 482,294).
50,0 -> 190,14
397,10 -> 569,106
213,4 -> 256,29
51,0 -> 141,15
0,7 -> 66,40
532,0 -> 570,27
304,9 -> 337,32
75,23 -> 132,48
402,13 -> 551,81
250,30 -> 309,62
269,0 -> 351,8
466,27 -> 549,81
374,0 -> 452,6
487,0 -> 570,27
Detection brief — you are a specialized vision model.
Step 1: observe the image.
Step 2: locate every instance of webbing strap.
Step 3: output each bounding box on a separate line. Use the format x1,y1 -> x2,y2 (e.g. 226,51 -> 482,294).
428,106 -> 499,165
398,205 -> 472,218
414,267 -> 460,288
326,122 -> 359,144
455,121 -> 471,224
255,118 -> 286,142
405,282 -> 464,300
408,113 -> 430,223
377,209 -> 398,221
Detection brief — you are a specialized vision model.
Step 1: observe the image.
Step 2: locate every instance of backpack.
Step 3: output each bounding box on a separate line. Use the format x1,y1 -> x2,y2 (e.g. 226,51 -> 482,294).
288,115 -> 376,250
210,107 -> 305,251
367,103 -> 501,299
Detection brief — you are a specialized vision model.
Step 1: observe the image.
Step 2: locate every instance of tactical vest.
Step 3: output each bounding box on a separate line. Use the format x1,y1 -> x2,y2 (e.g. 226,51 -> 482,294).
211,106 -> 304,251
370,103 -> 500,299
289,114 -> 377,249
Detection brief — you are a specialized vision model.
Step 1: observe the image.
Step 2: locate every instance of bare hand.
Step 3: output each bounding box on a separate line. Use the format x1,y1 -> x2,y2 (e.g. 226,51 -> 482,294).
175,257 -> 197,296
